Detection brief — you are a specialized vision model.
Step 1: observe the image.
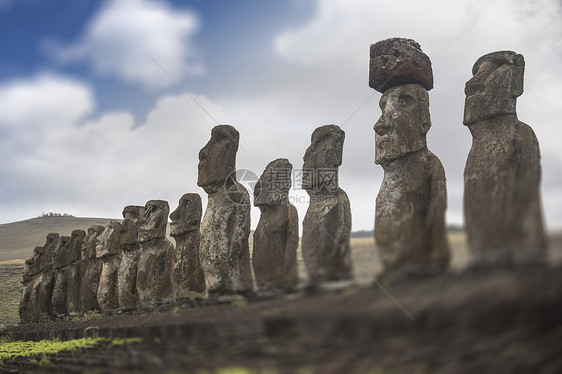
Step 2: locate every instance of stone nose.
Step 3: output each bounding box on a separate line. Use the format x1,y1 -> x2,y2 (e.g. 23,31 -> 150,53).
465,76 -> 483,96
374,116 -> 392,136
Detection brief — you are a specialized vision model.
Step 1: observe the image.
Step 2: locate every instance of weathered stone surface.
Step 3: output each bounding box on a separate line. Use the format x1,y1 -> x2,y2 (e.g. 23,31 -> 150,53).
198,125 -> 253,294
137,200 -> 174,303
463,51 -> 547,268
31,233 -> 60,321
117,205 -> 144,309
369,38 -> 433,93
170,193 -> 206,299
373,84 -> 450,275
96,221 -> 122,312
253,159 -> 299,290
79,225 -> 104,312
65,230 -> 86,314
51,234 -> 73,317
302,125 -> 353,284
19,247 -> 42,323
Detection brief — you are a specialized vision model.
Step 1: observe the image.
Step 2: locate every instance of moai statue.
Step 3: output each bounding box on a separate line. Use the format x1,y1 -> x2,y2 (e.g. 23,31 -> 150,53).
96,221 -> 122,313
51,235 -> 72,317
198,125 -> 253,295
463,51 -> 547,268
170,193 -> 206,299
302,125 -> 353,285
65,230 -> 86,314
19,247 -> 42,323
253,159 -> 299,290
136,200 -> 174,304
34,234 -> 63,320
370,38 -> 450,277
79,225 -> 104,312
117,205 -> 144,309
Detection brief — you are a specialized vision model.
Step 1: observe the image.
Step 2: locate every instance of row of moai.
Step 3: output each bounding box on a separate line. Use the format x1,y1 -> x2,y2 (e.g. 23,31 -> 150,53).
19,122 -> 353,322
19,37 -> 548,322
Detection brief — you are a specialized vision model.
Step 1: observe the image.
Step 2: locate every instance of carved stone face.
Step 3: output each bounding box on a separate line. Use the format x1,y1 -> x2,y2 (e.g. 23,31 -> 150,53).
39,233 -> 60,270
197,125 -> 239,194
170,193 -> 202,237
53,236 -> 70,269
374,84 -> 430,165
119,205 -> 144,248
463,51 -> 524,126
96,221 -> 121,258
302,125 -> 344,191
138,200 -> 169,242
81,225 -> 104,260
254,158 -> 292,206
66,230 -> 86,263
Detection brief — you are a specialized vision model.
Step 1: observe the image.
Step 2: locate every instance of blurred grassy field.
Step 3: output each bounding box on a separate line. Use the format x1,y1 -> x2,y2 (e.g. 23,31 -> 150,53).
0,259 -> 24,328
0,217 -> 113,261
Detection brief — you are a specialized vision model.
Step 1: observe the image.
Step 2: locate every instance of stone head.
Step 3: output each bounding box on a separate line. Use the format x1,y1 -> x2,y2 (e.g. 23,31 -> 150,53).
374,84 -> 431,165
254,158 -> 292,206
464,51 -> 525,126
24,246 -> 42,278
66,230 -> 86,264
197,125 -> 239,194
138,200 -> 169,242
369,38 -> 433,93
81,225 -> 105,260
52,236 -> 70,269
96,221 -> 122,258
39,233 -> 60,270
170,193 -> 202,237
119,205 -> 144,248
302,125 -> 344,192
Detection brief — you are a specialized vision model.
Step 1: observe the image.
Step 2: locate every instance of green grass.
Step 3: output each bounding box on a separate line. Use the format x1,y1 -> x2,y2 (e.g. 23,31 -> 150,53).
0,336 -> 143,365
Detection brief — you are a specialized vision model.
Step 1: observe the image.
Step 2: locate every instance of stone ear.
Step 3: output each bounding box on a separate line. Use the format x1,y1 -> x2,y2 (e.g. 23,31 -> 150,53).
418,88 -> 431,134
511,54 -> 525,98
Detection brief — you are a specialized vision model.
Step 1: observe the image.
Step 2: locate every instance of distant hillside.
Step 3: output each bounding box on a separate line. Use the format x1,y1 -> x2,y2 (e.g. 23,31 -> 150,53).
0,217 -> 116,261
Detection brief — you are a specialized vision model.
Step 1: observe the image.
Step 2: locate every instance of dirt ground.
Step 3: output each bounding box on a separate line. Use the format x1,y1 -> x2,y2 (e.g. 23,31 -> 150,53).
1,234 -> 561,373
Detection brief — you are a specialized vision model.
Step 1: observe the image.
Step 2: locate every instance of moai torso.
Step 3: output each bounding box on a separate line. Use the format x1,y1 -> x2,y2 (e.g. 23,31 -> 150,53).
375,148 -> 449,268
136,200 -> 174,303
19,247 -> 41,323
79,225 -> 104,312
117,205 -> 144,309
463,51 -> 547,267
370,38 -> 450,276
301,125 -> 353,285
65,230 -> 86,314
97,221 -> 122,313
33,233 -> 62,320
253,159 -> 299,290
170,194 -> 205,299
51,235 -> 71,316
197,125 -> 253,294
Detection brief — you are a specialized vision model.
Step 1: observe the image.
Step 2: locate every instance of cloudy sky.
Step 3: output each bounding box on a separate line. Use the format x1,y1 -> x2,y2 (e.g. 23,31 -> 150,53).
0,0 -> 561,232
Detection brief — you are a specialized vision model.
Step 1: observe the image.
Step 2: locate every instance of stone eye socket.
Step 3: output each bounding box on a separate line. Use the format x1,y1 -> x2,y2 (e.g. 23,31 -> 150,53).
392,49 -> 400,57
398,94 -> 415,107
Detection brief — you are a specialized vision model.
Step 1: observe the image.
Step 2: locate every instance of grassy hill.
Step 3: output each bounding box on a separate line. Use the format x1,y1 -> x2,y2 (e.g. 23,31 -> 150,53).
0,217 -> 116,261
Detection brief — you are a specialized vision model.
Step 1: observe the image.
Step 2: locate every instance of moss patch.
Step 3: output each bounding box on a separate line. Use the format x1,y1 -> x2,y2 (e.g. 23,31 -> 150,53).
0,336 -> 143,365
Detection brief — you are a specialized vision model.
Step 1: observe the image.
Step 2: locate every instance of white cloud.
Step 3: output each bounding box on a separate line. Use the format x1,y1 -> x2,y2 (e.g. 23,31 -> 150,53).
0,72 -> 228,223
47,0 -> 203,89
0,73 -> 94,126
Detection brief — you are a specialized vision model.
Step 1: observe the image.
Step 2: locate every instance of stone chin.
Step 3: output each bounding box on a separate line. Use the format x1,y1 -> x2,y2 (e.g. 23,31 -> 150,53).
375,137 -> 425,165
170,223 -> 197,237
